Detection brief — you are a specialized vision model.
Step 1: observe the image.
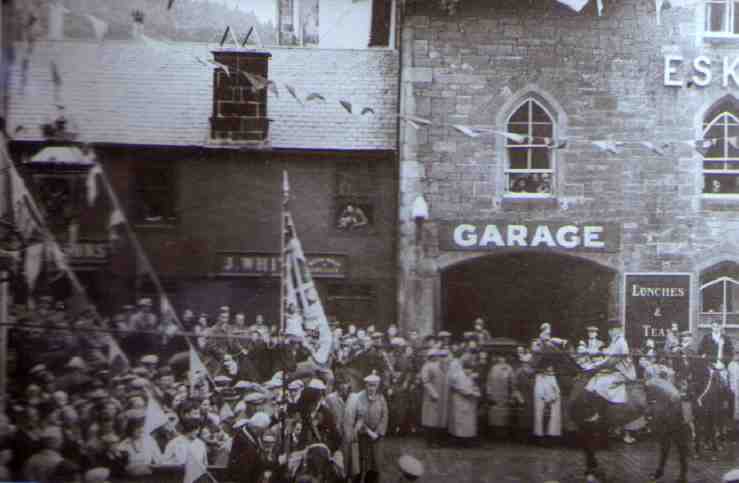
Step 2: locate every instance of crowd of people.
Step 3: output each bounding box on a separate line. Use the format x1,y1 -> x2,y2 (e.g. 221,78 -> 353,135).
4,294 -> 739,482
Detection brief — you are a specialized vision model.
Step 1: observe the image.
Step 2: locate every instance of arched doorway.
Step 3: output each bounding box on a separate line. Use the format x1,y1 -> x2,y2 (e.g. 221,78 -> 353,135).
441,252 -> 617,343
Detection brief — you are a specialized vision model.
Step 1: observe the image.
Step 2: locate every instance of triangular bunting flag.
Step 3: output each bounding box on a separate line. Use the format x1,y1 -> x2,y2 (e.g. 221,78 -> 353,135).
209,60 -> 230,77
84,14 -> 109,41
285,84 -> 303,106
305,93 -> 326,103
728,136 -> 739,149
639,141 -> 670,156
495,131 -> 528,144
242,71 -> 267,92
592,140 -> 623,154
267,80 -> 279,98
86,164 -> 102,206
453,125 -> 481,138
400,114 -> 432,126
339,100 -> 353,114
544,137 -> 568,149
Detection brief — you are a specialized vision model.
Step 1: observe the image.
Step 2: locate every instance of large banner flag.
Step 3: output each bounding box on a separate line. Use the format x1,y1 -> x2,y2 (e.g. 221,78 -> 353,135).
10,167 -> 43,241
281,207 -> 332,366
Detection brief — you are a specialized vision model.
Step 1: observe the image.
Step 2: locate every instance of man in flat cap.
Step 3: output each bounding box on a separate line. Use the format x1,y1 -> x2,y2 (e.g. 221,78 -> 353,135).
345,372 -> 388,483
419,349 -> 450,448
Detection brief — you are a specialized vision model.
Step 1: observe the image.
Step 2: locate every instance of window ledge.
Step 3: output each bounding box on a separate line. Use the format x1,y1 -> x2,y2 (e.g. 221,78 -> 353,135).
703,32 -> 739,43
701,195 -> 739,210
501,195 -> 559,210
133,222 -> 178,230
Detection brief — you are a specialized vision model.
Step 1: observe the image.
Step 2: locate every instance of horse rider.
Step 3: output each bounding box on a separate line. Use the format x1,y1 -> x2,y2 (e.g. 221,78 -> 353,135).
582,319 -> 636,425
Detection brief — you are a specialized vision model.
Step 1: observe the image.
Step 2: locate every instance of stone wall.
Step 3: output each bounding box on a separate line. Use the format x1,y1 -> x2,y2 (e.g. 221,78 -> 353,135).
398,0 -> 739,337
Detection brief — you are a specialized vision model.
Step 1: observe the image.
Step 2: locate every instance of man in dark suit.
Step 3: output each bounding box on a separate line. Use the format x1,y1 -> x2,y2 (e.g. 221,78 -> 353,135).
698,321 -> 734,367
227,412 -> 271,482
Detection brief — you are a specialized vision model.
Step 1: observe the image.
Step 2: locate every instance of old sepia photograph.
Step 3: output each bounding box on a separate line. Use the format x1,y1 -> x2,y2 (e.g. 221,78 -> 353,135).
2,0 -> 739,482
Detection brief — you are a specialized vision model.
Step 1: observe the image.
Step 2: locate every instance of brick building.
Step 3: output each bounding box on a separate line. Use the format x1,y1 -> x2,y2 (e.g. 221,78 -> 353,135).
397,0 -> 739,346
7,12 -> 400,327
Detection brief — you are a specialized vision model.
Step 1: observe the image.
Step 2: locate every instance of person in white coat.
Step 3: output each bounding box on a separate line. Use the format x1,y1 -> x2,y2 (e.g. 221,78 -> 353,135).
533,359 -> 562,441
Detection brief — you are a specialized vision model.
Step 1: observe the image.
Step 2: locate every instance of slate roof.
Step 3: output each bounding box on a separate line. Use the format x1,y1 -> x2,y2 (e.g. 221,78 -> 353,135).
7,40 -> 399,150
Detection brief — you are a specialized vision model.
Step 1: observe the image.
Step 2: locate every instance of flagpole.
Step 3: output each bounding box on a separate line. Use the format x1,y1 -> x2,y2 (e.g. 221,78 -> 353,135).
281,171 -> 288,335
280,170 -> 289,461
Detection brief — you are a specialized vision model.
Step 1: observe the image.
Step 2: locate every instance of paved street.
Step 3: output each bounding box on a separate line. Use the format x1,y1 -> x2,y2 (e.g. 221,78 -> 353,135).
380,436 -> 739,483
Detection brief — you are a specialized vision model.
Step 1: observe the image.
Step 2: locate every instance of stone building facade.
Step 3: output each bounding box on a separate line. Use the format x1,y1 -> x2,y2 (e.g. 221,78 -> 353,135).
397,0 -> 739,346
8,37 -> 399,327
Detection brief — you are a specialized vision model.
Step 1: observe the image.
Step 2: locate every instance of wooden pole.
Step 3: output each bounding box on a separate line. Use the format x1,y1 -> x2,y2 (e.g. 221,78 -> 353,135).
0,270 -> 8,413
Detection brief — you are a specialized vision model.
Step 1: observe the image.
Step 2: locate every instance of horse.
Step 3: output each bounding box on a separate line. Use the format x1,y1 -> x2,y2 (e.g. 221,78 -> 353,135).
691,360 -> 731,457
287,443 -> 344,483
567,361 -> 649,481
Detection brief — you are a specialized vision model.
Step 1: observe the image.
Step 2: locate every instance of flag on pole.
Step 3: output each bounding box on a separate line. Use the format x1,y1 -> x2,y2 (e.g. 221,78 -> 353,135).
281,174 -> 332,366
189,346 -> 210,398
144,390 -> 168,434
24,243 -> 44,291
108,335 -> 130,374
10,167 -> 42,241
86,164 -> 103,206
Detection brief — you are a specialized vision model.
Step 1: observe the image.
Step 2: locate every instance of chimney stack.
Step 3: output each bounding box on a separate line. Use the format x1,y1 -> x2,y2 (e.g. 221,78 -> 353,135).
210,50 -> 271,145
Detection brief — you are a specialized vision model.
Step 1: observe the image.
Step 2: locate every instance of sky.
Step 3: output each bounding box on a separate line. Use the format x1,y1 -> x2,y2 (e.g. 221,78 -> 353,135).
208,0 -> 277,23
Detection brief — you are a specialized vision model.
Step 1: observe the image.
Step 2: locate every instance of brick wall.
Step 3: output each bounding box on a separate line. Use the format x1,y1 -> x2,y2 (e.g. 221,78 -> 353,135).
210,50 -> 270,144
398,0 -> 739,336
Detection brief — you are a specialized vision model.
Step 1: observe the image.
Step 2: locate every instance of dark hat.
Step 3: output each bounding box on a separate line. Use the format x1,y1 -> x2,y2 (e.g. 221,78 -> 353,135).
606,319 -> 623,329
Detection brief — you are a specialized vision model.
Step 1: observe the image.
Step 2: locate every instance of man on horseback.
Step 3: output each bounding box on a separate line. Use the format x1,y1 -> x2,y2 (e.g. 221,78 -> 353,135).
582,319 -> 636,425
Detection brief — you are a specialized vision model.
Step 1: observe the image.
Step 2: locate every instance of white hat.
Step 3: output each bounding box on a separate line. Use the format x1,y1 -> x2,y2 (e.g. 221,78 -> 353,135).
391,337 -> 407,347
438,331 -> 451,338
84,467 -> 111,483
398,454 -> 425,479
308,378 -> 326,391
540,322 -> 551,332
138,298 -> 152,306
245,412 -> 271,429
243,392 -> 267,404
364,373 -> 381,384
214,375 -> 232,385
723,469 -> 739,483
140,354 -> 159,365
66,356 -> 87,370
288,380 -> 304,391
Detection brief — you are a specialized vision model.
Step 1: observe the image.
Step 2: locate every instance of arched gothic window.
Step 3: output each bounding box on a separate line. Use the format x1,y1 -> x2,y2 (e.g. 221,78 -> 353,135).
702,98 -> 739,196
505,97 -> 555,196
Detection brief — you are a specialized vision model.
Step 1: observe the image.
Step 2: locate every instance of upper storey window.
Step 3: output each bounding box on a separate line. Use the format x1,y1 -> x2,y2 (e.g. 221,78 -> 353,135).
705,0 -> 739,36
505,98 -> 555,197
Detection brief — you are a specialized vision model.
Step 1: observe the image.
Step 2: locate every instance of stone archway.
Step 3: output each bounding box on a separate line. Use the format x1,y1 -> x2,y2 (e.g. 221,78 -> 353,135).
440,250 -> 619,343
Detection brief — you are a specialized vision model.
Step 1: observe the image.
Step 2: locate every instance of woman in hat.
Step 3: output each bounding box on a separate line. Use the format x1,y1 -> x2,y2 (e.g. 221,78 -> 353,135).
344,372 -> 388,483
